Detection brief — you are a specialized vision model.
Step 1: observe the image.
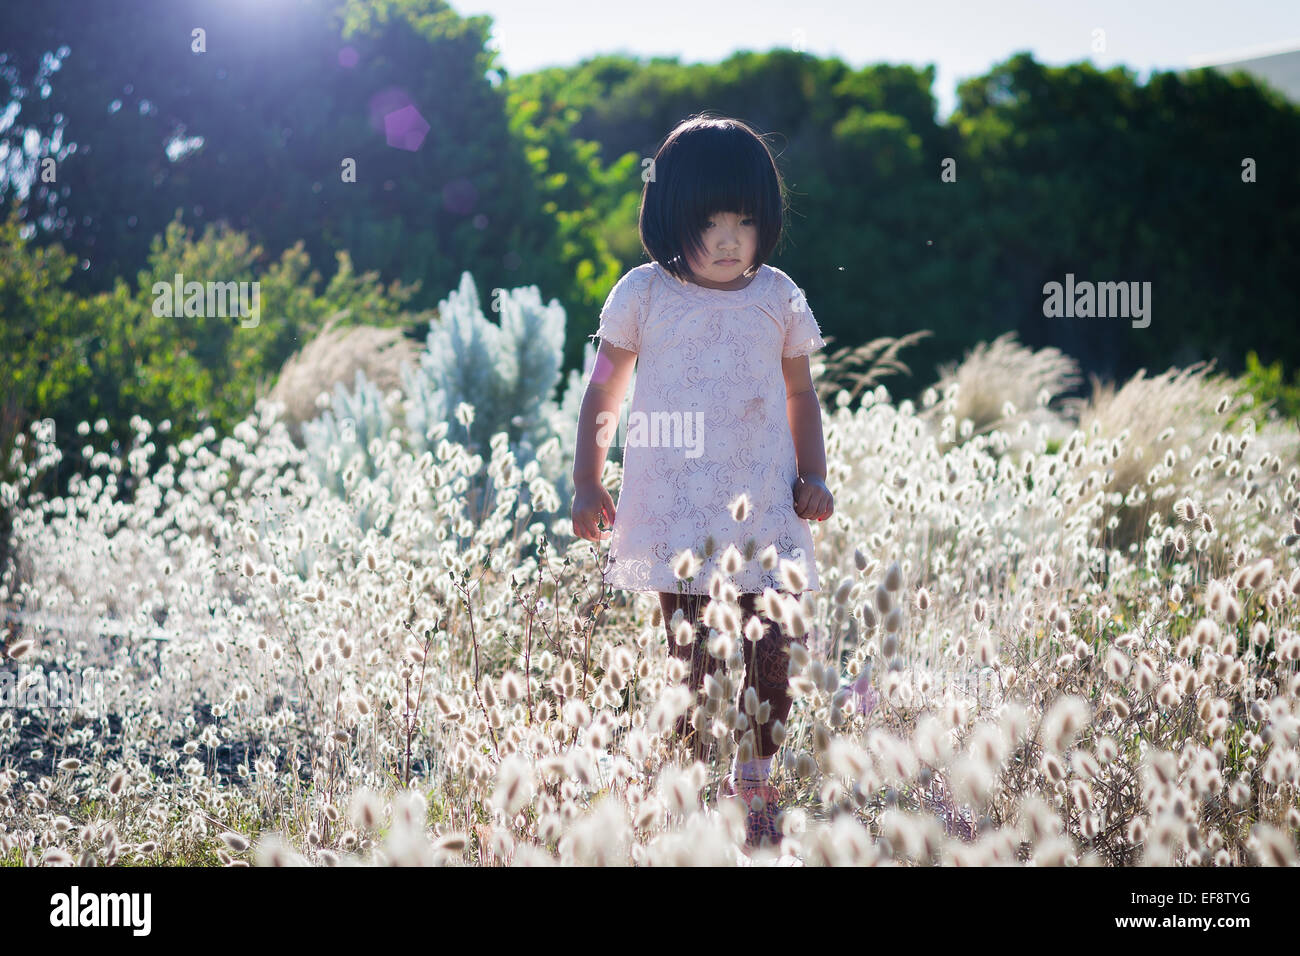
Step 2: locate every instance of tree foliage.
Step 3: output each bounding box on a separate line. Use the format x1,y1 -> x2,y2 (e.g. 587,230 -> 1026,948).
2,8 -> 1297,477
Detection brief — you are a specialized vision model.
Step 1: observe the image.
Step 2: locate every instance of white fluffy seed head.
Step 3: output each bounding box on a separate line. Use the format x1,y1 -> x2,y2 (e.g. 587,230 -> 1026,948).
1041,695 -> 1091,753
435,833 -> 466,854
673,549 -> 701,581
884,607 -> 903,634
812,722 -> 831,754
493,756 -> 536,817
1040,752 -> 1065,784
350,789 -> 382,830
674,619 -> 694,647
502,671 -> 523,701
833,578 -> 853,605
787,607 -> 807,638
1224,598 -> 1241,626
1247,559 -> 1272,591
1193,618 -> 1221,647
862,603 -> 877,629
1206,580 -> 1225,613
780,560 -> 807,593
1105,648 -> 1130,682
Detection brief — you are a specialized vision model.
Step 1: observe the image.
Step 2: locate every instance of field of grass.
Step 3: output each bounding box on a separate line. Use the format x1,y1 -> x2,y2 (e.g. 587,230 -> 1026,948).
2,340 -> 1299,866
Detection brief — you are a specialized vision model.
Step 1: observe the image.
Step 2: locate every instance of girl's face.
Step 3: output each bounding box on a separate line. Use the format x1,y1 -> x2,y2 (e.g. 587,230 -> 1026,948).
683,210 -> 758,289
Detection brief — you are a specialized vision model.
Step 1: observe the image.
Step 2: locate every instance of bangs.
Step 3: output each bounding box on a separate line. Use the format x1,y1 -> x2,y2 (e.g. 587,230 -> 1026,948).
638,115 -> 786,282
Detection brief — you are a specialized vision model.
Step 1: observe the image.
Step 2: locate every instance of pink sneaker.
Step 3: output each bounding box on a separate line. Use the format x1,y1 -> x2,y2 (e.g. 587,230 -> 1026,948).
722,773 -> 784,849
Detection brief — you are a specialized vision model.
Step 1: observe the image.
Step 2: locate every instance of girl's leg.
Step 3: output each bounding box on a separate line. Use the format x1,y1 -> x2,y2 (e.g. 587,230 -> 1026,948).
657,589 -> 722,763
736,592 -> 808,760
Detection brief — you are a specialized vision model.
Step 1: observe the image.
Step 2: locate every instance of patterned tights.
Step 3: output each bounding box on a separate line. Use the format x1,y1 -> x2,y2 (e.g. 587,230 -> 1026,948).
656,589 -> 807,762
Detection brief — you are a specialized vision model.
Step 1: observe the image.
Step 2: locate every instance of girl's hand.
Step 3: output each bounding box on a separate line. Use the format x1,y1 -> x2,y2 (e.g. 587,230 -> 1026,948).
793,473 -> 833,522
571,480 -> 617,541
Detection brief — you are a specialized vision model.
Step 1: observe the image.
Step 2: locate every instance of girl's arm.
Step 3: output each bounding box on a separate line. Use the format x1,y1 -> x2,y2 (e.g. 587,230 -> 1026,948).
782,354 -> 833,521
573,342 -> 638,486
571,342 -> 638,540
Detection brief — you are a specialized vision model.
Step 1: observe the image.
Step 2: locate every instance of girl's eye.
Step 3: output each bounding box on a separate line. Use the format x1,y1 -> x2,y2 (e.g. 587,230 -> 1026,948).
705,218 -> 755,227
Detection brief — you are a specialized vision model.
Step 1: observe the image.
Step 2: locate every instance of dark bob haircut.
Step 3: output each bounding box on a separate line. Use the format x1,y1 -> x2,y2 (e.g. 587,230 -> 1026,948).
638,113 -> 787,284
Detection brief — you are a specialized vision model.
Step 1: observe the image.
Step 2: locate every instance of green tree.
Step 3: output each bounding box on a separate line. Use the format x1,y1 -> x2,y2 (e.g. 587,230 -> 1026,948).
0,206 -> 428,515
1235,351 -> 1300,427
949,53 -> 1300,395
0,0 -> 557,322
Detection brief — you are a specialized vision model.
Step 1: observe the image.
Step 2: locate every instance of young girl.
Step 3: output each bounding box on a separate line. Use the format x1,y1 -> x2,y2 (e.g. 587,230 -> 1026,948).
570,114 -> 833,851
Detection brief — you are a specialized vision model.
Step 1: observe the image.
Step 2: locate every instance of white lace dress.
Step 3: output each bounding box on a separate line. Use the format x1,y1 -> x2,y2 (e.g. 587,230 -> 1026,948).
592,260 -> 826,595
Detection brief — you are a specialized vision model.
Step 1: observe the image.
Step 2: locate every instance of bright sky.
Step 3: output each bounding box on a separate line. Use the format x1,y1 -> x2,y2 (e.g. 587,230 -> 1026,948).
465,0 -> 1300,121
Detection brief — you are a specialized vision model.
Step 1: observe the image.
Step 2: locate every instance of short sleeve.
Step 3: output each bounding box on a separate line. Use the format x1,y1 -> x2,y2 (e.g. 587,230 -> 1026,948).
595,270 -> 642,353
782,281 -> 826,359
